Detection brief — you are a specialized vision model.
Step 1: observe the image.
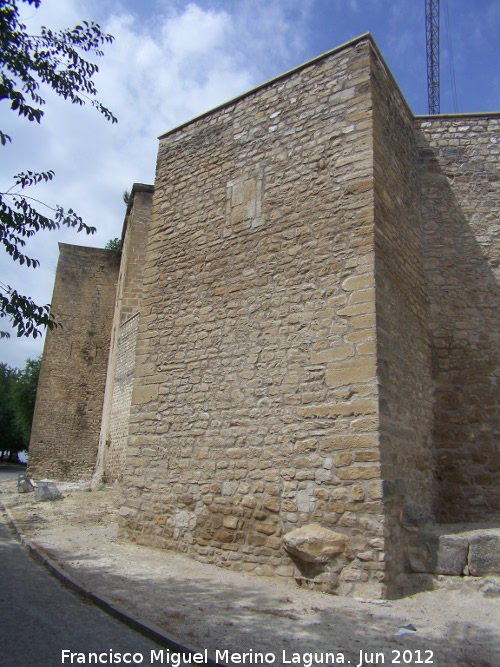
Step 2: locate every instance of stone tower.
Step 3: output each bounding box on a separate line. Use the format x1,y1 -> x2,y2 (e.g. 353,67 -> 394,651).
29,35 -> 499,598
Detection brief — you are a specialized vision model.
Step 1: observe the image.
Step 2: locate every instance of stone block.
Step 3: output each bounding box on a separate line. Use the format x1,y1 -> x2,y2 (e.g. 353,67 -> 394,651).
336,465 -> 380,480
264,497 -> 280,513
334,452 -> 352,467
255,522 -> 278,536
131,384 -> 159,405
351,485 -> 365,501
214,529 -> 234,543
468,536 -> 500,576
337,302 -> 375,317
325,357 -> 376,386
342,273 -> 375,292
320,434 -> 378,450
348,287 -> 375,304
296,489 -> 311,512
223,516 -> 239,530
367,480 -> 383,500
408,534 -> 468,576
311,346 -> 354,364
283,523 -> 350,563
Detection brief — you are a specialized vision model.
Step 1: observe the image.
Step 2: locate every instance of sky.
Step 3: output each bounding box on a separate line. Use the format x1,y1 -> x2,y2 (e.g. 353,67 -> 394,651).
1,0 -> 499,369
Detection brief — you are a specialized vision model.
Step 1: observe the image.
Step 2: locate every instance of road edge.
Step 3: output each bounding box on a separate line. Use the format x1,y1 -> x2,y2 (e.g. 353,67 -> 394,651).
1,501 -> 224,667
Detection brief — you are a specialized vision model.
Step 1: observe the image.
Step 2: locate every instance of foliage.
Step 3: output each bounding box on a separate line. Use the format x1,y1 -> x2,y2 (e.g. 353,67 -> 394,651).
11,355 -> 40,443
0,0 -> 116,339
0,364 -> 22,459
0,355 -> 40,461
104,237 -> 122,252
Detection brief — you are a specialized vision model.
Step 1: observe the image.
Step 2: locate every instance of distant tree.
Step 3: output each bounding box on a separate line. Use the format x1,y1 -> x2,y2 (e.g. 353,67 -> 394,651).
123,189 -> 131,205
0,0 -> 117,340
0,356 -> 41,461
0,363 -> 22,461
12,356 -> 40,443
105,237 -> 122,252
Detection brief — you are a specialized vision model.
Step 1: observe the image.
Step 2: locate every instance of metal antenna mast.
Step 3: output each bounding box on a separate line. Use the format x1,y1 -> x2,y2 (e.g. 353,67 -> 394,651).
426,0 -> 440,114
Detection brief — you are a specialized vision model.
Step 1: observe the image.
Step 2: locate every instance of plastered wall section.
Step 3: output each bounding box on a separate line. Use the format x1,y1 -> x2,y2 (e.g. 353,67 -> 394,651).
29,244 -> 120,481
416,114 -> 500,521
370,49 -> 435,594
118,38 -> 387,599
94,185 -> 153,485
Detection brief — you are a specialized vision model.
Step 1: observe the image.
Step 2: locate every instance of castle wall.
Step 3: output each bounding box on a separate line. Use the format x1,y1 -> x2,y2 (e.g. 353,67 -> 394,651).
94,185 -> 153,485
29,244 -> 120,481
118,37 -> 388,598
370,49 -> 435,593
417,115 -> 500,521
27,34 -> 499,599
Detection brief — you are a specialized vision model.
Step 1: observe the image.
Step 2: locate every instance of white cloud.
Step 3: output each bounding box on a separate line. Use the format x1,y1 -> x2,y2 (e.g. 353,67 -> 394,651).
1,0 -> 310,368
161,3 -> 231,57
3,0 -> 495,369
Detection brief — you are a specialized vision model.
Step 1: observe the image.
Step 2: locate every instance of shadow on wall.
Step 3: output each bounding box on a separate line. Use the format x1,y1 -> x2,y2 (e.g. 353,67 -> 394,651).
417,129 -> 499,523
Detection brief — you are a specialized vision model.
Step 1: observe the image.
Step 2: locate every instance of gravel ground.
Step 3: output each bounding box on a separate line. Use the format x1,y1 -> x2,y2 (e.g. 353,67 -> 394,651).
1,479 -> 499,667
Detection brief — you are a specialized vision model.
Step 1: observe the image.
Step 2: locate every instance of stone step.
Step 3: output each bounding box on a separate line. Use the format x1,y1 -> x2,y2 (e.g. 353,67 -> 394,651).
408,523 -> 500,577
399,572 -> 500,598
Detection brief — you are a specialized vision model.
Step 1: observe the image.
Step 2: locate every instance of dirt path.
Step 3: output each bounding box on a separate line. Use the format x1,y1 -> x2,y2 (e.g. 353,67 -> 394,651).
1,480 -> 499,667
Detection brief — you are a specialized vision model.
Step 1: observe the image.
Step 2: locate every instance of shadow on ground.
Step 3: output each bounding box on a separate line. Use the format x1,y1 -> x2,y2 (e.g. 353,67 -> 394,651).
38,540 -> 499,667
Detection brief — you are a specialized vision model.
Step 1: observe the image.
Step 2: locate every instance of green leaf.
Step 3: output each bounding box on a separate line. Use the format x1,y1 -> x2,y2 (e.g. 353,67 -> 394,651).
0,1 -> 116,338
0,132 -> 12,145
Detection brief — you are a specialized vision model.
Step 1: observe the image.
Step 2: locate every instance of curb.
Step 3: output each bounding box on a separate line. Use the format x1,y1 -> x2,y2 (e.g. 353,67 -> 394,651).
1,502 -> 223,667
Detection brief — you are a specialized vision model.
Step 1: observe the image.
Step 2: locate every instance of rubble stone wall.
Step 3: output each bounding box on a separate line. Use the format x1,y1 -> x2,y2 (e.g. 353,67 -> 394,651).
27,35 -> 499,599
118,37 -> 388,598
29,245 -> 120,481
417,115 -> 500,521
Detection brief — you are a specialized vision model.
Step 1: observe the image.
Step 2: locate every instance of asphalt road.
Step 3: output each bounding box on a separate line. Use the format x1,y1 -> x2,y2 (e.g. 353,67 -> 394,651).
0,464 -> 26,482
0,516 -> 167,667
